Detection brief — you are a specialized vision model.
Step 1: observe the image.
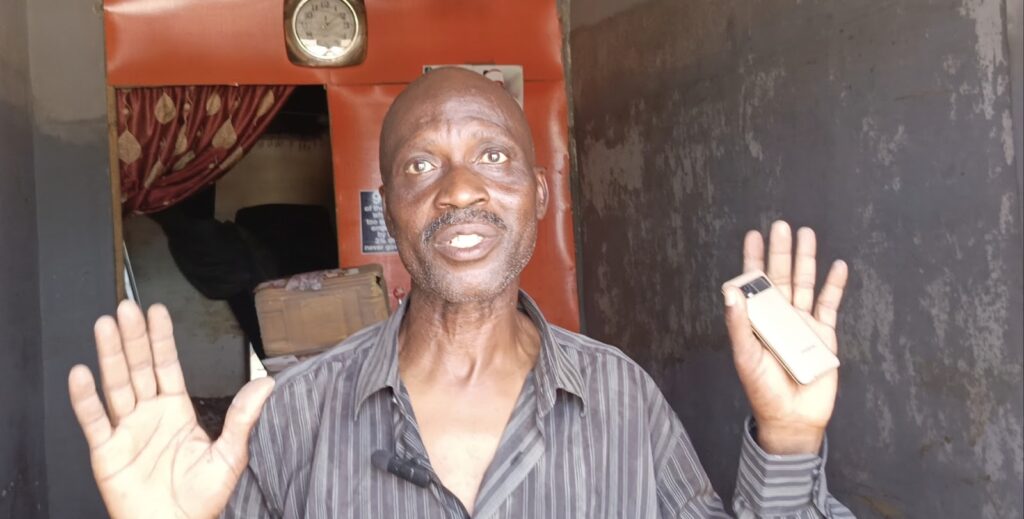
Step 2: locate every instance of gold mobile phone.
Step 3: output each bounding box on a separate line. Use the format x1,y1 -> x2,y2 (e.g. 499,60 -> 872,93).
722,270 -> 839,385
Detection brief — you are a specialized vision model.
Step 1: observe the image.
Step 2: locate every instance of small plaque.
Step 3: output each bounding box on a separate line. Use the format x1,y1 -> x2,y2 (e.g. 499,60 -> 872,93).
360,190 -> 397,254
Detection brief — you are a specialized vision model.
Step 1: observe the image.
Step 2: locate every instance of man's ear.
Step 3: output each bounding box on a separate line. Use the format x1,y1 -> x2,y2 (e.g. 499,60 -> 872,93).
534,166 -> 549,220
379,185 -> 394,235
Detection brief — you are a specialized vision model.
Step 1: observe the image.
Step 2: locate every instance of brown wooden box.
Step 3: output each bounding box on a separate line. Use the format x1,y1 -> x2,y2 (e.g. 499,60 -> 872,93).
254,265 -> 390,357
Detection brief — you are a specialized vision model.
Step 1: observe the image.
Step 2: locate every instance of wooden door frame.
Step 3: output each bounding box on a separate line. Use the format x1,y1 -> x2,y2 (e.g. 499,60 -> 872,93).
107,86 -> 126,301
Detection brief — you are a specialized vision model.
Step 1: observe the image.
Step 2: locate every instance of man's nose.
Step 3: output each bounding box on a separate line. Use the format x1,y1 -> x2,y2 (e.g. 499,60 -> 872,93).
435,163 -> 489,210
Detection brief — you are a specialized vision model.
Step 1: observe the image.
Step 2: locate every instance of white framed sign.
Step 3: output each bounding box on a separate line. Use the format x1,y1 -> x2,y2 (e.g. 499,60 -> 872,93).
422,64 -> 525,107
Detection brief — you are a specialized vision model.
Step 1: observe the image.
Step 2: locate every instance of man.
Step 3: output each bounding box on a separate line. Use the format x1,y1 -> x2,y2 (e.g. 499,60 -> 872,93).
68,68 -> 854,518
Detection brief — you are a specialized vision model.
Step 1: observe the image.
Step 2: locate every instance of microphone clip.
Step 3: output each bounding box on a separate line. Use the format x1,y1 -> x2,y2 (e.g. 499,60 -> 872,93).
371,449 -> 432,488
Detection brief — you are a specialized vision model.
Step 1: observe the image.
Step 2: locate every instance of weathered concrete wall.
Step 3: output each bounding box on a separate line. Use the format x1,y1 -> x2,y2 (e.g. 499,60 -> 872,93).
569,1 -> 1023,517
27,0 -> 114,515
0,0 -> 47,516
1010,0 -> 1023,216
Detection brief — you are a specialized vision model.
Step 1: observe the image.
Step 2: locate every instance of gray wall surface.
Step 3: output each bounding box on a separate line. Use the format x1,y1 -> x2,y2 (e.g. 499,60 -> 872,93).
26,0 -> 114,516
569,1 -> 1023,517
0,0 -> 47,516
1010,0 -> 1024,217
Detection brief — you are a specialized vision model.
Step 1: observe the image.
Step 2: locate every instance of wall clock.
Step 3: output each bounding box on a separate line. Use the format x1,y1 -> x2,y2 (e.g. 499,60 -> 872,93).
284,0 -> 367,67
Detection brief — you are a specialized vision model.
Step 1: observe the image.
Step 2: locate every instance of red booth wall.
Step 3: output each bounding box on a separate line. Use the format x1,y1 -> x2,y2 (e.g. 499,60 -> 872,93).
104,0 -> 580,330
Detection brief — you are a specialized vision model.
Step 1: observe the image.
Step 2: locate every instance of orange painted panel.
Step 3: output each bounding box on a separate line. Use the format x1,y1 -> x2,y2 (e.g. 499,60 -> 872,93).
104,0 -> 327,86
327,83 -> 411,310
327,81 -> 580,331
105,0 -> 565,86
516,81 -> 579,331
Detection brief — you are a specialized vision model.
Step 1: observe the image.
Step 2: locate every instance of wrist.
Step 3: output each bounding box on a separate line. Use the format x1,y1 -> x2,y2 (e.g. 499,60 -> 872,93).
755,422 -> 825,455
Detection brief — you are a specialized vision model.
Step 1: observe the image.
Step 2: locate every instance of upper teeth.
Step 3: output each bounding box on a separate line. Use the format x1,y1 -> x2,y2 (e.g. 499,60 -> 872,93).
450,234 -> 483,249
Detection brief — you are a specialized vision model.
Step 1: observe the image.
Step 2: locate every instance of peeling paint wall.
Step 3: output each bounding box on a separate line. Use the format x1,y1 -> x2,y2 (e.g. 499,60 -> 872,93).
0,0 -> 47,516
569,1 -> 1023,517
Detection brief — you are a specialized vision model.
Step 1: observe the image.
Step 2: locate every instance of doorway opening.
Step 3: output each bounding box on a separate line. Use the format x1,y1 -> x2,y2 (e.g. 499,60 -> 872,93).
120,85 -> 336,432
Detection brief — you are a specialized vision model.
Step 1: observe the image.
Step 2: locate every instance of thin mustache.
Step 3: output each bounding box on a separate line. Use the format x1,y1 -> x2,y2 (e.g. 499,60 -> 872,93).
422,209 -> 508,243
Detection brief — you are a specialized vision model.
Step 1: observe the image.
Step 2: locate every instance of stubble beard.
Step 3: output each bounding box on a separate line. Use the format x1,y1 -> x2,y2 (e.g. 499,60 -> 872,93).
404,220 -> 537,304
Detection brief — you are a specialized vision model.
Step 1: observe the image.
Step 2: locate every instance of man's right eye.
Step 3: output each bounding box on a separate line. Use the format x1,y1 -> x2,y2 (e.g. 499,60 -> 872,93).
406,159 -> 437,175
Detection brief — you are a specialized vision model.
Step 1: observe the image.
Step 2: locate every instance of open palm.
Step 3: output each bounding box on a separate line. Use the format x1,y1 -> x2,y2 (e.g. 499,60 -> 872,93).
723,221 -> 849,454
68,302 -> 275,519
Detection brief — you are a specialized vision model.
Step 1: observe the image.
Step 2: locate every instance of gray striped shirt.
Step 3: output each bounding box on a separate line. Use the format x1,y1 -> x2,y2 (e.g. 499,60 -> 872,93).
224,292 -> 854,518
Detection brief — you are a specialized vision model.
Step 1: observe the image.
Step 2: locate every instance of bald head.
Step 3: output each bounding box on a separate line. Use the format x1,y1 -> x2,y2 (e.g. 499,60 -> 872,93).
379,67 -> 535,182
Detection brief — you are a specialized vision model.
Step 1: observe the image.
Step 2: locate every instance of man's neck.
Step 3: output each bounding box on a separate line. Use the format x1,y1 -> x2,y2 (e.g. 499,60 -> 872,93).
397,284 -> 541,388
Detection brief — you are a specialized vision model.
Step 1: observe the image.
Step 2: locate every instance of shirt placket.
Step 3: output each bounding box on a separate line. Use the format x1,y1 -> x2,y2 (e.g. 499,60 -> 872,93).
392,383 -> 472,519
464,376 -> 549,519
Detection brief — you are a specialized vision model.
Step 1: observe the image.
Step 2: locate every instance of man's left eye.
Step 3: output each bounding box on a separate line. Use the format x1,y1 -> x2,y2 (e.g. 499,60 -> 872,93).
480,150 -> 509,165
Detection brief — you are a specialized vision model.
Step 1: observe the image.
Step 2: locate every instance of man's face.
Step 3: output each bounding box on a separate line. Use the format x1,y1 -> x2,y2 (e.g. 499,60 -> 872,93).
379,81 -> 548,303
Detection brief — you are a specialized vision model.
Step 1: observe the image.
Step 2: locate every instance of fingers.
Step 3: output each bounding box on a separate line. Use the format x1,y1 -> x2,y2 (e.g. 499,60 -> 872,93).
95,316 -> 135,425
792,227 -> 817,312
742,231 -> 765,273
68,365 -> 113,450
723,287 -> 763,372
767,221 -> 793,300
213,378 -> 276,474
814,260 -> 849,330
117,301 -> 158,401
147,304 -> 188,395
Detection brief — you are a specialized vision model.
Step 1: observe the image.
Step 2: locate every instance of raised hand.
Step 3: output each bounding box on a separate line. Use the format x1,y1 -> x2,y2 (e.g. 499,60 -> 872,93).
68,301 -> 275,519
723,221 -> 849,455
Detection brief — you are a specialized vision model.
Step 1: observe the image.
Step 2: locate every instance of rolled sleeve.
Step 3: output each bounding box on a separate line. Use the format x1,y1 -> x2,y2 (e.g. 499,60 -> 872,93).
732,417 -> 854,518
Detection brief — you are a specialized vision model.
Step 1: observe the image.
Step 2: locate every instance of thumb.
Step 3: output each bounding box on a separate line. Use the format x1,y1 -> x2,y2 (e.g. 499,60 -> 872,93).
723,287 -> 761,369
213,377 -> 275,473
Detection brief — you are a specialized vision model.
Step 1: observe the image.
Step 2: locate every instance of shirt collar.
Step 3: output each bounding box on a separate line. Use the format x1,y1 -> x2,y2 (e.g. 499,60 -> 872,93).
353,290 -> 587,417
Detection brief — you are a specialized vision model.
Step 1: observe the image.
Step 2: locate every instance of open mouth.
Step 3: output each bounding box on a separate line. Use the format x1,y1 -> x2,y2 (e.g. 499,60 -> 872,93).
448,233 -> 484,249
432,223 -> 500,261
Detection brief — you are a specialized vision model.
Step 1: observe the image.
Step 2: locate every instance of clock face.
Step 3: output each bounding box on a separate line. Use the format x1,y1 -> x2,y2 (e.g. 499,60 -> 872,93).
292,0 -> 359,61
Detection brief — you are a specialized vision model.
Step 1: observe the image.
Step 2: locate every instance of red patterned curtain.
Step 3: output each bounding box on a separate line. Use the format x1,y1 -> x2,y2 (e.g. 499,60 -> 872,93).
116,85 -> 295,214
